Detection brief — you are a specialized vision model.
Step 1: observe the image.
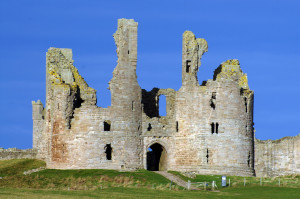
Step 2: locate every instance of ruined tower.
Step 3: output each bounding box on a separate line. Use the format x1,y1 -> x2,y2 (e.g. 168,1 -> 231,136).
108,19 -> 143,169
32,18 -> 256,176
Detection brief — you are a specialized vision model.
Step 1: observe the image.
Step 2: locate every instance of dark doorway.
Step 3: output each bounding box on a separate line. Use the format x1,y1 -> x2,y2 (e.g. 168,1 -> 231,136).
146,143 -> 167,171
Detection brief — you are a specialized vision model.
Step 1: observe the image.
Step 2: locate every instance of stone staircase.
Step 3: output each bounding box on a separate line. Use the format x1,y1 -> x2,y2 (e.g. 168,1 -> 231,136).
154,171 -> 199,190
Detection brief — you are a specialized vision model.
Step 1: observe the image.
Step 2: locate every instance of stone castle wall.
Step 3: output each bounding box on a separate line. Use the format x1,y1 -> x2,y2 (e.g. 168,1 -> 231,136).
140,31 -> 255,176
255,135 -> 300,177
0,148 -> 37,160
32,19 -> 143,170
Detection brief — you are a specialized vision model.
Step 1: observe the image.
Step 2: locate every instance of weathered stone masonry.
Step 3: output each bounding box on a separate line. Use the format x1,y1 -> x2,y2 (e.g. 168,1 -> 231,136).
0,148 -> 37,160
29,18 -> 300,177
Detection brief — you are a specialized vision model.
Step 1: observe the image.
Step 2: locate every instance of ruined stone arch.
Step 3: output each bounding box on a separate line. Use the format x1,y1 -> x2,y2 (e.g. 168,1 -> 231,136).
146,140 -> 168,171
146,140 -> 169,152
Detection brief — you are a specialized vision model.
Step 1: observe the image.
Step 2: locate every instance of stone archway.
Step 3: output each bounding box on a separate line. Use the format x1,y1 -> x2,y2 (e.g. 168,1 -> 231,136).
146,143 -> 167,171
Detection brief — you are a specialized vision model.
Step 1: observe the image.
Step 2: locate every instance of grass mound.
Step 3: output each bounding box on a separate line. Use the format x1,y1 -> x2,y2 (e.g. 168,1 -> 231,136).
0,159 -> 46,176
0,159 -> 173,190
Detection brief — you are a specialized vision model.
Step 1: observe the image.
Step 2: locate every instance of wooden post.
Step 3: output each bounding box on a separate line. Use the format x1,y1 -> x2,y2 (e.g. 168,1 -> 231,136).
244,178 -> 246,187
187,180 -> 191,190
279,178 -> 280,187
229,179 -> 231,187
204,181 -> 206,190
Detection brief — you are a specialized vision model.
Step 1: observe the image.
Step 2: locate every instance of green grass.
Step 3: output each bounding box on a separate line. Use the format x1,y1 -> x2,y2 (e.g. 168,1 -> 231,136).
0,186 -> 299,199
34,169 -> 169,184
168,171 -> 300,188
0,159 -> 45,176
1,159 -> 300,198
0,159 -> 173,190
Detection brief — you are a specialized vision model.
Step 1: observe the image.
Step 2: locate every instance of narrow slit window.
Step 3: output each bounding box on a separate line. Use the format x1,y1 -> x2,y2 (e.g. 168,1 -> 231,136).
206,149 -> 209,163
210,92 -> 216,110
105,144 -> 112,160
186,60 -> 191,73
132,101 -> 135,111
104,120 -> 111,131
247,152 -> 251,167
211,123 -> 215,134
176,121 -> 179,132
244,97 -> 248,113
216,123 -> 219,134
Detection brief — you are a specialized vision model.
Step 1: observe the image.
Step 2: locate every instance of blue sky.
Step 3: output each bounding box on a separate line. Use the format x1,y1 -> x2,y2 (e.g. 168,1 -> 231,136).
0,0 -> 299,149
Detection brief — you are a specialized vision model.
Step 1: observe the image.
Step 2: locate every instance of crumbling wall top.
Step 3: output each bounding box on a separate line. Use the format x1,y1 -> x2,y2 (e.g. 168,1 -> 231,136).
46,48 -> 96,105
213,59 -> 250,90
182,31 -> 208,87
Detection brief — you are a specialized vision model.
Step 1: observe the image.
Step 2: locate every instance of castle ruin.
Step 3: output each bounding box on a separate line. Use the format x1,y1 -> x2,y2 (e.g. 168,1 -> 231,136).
30,19 -> 300,177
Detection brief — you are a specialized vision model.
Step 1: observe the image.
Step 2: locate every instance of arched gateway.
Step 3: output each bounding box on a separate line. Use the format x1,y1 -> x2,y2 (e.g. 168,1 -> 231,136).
146,143 -> 167,171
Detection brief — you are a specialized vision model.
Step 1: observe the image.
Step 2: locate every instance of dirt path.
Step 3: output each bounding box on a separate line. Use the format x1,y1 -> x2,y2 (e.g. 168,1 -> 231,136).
154,171 -> 199,190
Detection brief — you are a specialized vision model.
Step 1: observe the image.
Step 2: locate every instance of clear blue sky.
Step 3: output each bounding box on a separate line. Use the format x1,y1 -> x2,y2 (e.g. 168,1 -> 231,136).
0,0 -> 299,149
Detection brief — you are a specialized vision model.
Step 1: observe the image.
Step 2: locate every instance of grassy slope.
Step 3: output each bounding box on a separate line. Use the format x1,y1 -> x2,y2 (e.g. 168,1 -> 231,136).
0,159 -> 172,190
1,160 -> 300,198
0,187 -> 299,199
0,159 -> 46,176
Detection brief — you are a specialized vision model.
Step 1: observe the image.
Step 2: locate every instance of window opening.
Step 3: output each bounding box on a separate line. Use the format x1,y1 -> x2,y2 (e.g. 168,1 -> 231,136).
132,101 -> 135,111
211,123 -> 215,134
147,123 -> 152,131
104,120 -> 111,131
206,149 -> 209,163
186,60 -> 191,73
244,97 -> 248,113
176,121 -> 179,132
210,92 -> 216,110
128,50 -> 130,54
158,95 -> 167,116
105,144 -> 112,160
247,152 -> 251,167
216,123 -> 219,134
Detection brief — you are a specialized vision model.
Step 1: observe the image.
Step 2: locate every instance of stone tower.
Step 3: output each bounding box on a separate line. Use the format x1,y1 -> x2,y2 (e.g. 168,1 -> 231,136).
108,19 -> 143,169
174,31 -> 254,176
